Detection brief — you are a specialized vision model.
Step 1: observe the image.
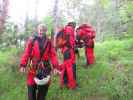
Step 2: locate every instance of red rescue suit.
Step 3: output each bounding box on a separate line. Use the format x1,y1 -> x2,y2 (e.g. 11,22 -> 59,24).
60,24 -> 77,89
20,36 -> 58,86
76,24 -> 96,65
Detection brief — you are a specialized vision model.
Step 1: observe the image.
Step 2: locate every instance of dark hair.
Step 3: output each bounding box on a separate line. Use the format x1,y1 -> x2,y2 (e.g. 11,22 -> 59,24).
67,22 -> 76,28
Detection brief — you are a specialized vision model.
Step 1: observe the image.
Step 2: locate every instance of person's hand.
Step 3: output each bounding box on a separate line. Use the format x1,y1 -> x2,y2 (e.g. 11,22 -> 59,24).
19,67 -> 26,73
53,69 -> 61,75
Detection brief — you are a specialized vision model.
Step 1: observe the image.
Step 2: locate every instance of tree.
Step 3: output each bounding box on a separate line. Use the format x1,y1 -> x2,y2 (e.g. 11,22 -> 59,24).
0,0 -> 9,34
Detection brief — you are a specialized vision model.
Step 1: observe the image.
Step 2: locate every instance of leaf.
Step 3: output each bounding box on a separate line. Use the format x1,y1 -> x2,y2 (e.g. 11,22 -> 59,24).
100,0 -> 109,9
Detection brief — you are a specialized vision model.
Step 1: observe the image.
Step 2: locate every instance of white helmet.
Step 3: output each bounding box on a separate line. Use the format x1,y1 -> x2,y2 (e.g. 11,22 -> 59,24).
34,75 -> 50,85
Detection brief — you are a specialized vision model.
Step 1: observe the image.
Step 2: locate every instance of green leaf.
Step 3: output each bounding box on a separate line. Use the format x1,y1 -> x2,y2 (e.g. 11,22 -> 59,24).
100,0 -> 109,9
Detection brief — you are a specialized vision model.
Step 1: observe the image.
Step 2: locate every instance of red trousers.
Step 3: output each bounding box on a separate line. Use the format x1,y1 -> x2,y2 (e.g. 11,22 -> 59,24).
60,48 -> 77,89
85,47 -> 95,65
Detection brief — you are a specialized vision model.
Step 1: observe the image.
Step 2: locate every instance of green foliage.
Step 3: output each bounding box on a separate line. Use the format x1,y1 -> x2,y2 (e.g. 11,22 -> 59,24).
94,38 -> 133,100
0,0 -> 132,99
100,0 -> 109,9
42,16 -> 67,38
0,38 -> 133,100
42,16 -> 54,37
126,1 -> 133,13
0,21 -> 17,46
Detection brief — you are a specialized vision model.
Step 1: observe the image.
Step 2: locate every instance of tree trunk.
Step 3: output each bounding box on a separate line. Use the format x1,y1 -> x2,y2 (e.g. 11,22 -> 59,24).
0,0 -> 9,34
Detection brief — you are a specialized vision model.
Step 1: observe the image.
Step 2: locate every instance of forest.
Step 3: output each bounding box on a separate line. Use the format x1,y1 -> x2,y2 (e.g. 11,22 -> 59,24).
0,0 -> 133,100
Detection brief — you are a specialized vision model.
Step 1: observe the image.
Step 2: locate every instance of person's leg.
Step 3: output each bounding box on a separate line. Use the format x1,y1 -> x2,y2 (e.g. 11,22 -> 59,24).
28,85 -> 37,100
63,49 -> 76,89
37,84 -> 49,100
90,48 -> 95,64
86,48 -> 95,65
71,49 -> 76,80
85,47 -> 89,65
60,67 -> 65,88
74,48 -> 80,58
64,70 -> 68,84
72,63 -> 76,80
65,60 -> 77,89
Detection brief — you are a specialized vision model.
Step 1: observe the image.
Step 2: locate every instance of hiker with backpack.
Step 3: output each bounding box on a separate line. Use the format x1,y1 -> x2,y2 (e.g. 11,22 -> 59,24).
76,24 -> 96,66
55,22 -> 77,89
19,24 -> 60,100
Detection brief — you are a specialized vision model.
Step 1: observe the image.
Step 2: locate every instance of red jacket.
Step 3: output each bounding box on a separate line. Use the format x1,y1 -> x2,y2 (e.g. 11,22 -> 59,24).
63,25 -> 75,49
78,24 -> 95,39
20,36 -> 58,85
76,24 -> 96,47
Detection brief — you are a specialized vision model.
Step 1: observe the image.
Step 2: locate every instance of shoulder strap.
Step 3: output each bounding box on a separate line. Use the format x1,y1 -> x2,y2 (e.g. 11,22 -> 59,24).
39,38 -> 50,61
29,36 -> 37,60
29,36 -> 50,62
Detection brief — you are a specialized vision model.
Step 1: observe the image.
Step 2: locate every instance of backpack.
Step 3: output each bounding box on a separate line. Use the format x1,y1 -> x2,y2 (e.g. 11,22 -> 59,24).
55,29 -> 66,48
79,24 -> 96,39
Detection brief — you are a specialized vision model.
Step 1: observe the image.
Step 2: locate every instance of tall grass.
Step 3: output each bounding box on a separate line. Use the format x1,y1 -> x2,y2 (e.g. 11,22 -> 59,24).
0,38 -> 133,100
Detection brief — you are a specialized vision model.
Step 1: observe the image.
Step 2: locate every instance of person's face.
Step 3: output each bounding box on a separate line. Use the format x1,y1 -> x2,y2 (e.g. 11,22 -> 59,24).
71,23 -> 76,29
73,23 -> 76,29
37,25 -> 47,37
76,29 -> 80,35
76,29 -> 80,40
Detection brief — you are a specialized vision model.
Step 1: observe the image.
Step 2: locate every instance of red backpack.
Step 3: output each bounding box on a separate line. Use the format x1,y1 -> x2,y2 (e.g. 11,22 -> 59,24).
55,29 -> 66,48
79,24 -> 96,39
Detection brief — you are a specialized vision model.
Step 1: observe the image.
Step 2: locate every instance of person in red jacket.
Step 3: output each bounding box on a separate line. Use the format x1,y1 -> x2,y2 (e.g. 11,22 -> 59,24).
76,24 -> 96,66
20,24 -> 59,100
56,22 -> 77,89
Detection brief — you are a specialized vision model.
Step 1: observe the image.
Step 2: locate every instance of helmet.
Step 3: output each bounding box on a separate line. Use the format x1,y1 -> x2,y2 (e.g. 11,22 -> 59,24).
34,67 -> 51,85
34,75 -> 50,85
